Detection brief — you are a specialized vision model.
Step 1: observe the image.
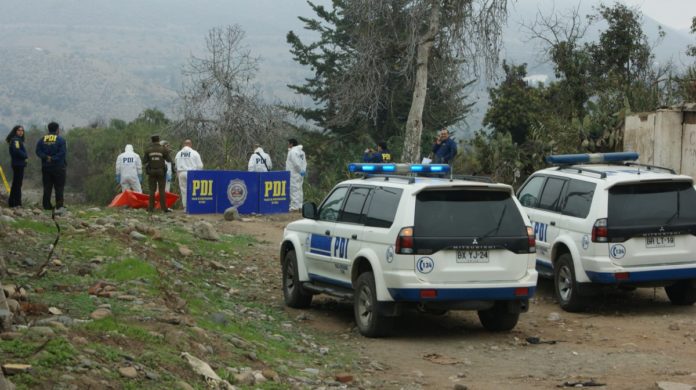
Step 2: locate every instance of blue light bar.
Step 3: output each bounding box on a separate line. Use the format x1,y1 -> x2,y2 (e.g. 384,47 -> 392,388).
347,163 -> 450,174
546,152 -> 639,165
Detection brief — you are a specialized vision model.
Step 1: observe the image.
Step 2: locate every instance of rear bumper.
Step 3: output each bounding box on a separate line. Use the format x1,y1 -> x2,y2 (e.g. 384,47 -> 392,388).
383,270 -> 538,302
585,266 -> 696,284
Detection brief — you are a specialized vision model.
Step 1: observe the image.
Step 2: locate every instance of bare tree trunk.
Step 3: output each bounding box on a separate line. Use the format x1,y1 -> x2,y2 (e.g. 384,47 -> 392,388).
403,0 -> 441,163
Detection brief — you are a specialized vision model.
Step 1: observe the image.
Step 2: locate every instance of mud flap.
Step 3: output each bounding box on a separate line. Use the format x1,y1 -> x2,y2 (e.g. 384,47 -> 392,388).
506,299 -> 529,314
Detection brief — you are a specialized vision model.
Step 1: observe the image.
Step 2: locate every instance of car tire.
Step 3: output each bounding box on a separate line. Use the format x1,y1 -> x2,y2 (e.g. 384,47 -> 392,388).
477,301 -> 520,332
282,250 -> 312,308
554,253 -> 585,312
354,272 -> 393,337
665,279 -> 696,306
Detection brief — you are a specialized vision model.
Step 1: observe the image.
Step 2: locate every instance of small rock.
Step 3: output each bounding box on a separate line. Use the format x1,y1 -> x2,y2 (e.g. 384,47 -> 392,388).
453,385 -> 468,390
223,207 -> 240,221
303,368 -> 320,376
178,245 -> 193,257
656,382 -> 695,390
90,308 -> 112,320
192,221 -> 220,241
48,307 -> 63,315
0,332 -> 22,340
129,231 -> 147,241
547,312 -> 561,321
262,369 -> 279,382
28,326 -> 55,337
118,366 -> 138,378
335,373 -> 353,383
6,299 -> 20,314
669,323 -> 681,331
210,261 -> 226,271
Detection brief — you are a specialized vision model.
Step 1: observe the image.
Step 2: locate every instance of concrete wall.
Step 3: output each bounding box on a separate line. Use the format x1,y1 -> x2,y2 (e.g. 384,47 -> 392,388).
624,105 -> 696,178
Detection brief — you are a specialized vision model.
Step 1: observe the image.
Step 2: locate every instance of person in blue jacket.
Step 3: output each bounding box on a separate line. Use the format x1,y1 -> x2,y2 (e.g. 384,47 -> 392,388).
432,128 -> 457,165
5,125 -> 28,208
35,122 -> 67,212
363,141 -> 392,163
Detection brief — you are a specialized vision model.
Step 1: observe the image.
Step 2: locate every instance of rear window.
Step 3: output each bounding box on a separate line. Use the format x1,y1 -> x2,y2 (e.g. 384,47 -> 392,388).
415,189 -> 526,237
364,187 -> 403,228
609,182 -> 696,227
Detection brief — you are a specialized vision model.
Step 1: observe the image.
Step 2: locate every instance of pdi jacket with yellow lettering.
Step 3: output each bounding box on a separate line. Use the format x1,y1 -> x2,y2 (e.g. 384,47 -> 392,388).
8,135 -> 28,167
36,133 -> 67,168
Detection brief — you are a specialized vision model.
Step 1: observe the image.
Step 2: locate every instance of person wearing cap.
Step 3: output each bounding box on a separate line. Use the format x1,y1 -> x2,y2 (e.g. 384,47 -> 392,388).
362,141 -> 392,163
35,121 -> 68,212
115,144 -> 143,193
143,135 -> 173,212
248,144 -> 272,172
159,140 -> 174,192
175,139 -> 203,211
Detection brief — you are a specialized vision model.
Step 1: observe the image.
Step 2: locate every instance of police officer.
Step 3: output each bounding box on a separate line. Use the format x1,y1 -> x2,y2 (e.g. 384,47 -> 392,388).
143,135 -> 173,212
6,125 -> 28,208
363,141 -> 392,163
36,122 -> 67,212
115,144 -> 143,193
160,140 -> 174,192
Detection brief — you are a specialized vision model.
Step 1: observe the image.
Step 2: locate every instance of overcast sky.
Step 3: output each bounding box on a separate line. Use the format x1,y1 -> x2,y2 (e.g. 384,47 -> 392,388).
623,0 -> 695,30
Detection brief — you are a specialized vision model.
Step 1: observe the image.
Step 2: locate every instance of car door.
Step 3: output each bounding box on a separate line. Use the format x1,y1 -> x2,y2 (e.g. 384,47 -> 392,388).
330,186 -> 372,286
518,175 -> 566,274
304,186 -> 348,282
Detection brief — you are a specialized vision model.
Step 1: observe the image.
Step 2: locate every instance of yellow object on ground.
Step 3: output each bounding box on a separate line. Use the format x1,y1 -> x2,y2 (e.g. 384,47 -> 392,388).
0,165 -> 9,193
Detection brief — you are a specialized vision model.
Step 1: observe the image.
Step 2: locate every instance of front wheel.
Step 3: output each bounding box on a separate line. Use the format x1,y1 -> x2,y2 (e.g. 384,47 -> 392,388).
282,250 -> 312,308
354,272 -> 393,337
477,301 -> 520,332
554,253 -> 585,312
665,279 -> 696,305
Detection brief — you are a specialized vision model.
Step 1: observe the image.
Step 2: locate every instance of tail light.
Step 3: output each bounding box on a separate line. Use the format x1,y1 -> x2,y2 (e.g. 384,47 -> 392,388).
526,226 -> 536,253
395,227 -> 414,254
592,218 -> 608,242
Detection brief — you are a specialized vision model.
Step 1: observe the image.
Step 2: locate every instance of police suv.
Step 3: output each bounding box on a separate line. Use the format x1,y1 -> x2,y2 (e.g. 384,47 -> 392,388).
280,163 -> 538,337
517,152 -> 696,312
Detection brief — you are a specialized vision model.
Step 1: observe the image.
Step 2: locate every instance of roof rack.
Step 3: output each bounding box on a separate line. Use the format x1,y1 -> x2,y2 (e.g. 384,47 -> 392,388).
362,174 -> 416,184
451,174 -> 494,183
556,166 -> 607,178
621,162 -> 676,174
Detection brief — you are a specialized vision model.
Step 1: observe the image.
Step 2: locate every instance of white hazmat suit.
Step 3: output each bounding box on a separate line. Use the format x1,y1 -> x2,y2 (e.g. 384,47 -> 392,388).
248,147 -> 272,172
175,145 -> 204,210
285,144 -> 307,211
115,144 -> 143,193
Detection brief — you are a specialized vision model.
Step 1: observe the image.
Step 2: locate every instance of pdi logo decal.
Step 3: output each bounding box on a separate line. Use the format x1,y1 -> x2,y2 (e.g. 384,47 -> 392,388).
610,244 -> 626,259
416,257 -> 434,274
227,179 -> 248,207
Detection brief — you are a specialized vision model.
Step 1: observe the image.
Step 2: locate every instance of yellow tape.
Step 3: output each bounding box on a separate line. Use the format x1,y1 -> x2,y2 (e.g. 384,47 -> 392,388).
0,165 -> 10,193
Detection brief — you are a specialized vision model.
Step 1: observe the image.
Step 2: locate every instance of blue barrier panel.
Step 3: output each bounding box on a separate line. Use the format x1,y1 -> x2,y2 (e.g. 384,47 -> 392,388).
187,170 -> 219,214
258,171 -> 291,214
216,171 -> 260,215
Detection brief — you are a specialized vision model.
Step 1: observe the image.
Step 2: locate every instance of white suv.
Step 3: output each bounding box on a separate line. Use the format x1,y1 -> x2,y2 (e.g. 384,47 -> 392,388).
280,163 -> 538,337
517,152 -> 696,312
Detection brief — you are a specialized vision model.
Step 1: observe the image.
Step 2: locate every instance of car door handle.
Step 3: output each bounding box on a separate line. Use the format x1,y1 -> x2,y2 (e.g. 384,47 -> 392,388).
325,230 -> 331,236
351,234 -> 358,239
550,221 -> 556,226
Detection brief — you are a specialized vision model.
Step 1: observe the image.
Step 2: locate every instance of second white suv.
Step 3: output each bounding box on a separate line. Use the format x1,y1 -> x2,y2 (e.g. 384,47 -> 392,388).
517,152 -> 696,311
280,163 -> 538,337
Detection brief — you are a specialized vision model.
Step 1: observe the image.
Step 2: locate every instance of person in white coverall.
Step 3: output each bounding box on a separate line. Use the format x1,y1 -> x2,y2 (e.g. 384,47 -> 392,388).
175,139 -> 204,210
115,144 -> 143,193
248,145 -> 272,172
160,140 -> 173,192
285,138 -> 306,211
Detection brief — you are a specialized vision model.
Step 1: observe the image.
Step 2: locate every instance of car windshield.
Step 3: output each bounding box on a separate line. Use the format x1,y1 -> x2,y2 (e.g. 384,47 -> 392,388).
415,189 -> 526,237
609,181 -> 696,227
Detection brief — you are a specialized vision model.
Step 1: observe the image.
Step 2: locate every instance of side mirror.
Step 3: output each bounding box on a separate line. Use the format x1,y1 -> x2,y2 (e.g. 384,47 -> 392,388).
302,202 -> 318,219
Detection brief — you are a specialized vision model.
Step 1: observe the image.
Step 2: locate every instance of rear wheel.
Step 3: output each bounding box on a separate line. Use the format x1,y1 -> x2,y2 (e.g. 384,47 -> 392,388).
665,279 -> 696,305
354,272 -> 393,337
554,253 -> 585,312
282,250 -> 312,308
477,301 -> 519,332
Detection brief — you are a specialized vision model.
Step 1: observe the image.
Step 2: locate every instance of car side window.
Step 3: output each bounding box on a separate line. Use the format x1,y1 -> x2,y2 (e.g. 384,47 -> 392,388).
518,176 -> 546,208
339,187 -> 372,224
538,177 -> 566,211
319,187 -> 349,222
560,179 -> 596,218
364,187 -> 403,228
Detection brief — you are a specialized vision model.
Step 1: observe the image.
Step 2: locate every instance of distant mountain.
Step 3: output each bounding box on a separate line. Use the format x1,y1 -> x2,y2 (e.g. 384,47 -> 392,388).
0,0 -> 692,134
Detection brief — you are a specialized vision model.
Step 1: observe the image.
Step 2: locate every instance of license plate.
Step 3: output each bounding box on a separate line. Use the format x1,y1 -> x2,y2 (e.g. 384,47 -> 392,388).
646,236 -> 675,248
456,249 -> 489,263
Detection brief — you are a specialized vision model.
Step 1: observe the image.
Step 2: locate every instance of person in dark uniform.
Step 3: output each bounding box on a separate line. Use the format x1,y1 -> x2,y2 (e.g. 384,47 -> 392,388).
35,122 -> 67,212
6,125 -> 28,208
362,141 -> 392,163
143,135 -> 173,212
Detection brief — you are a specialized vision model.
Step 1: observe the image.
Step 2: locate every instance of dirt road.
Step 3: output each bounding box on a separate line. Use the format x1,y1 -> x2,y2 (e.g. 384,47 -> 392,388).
222,214 -> 696,389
